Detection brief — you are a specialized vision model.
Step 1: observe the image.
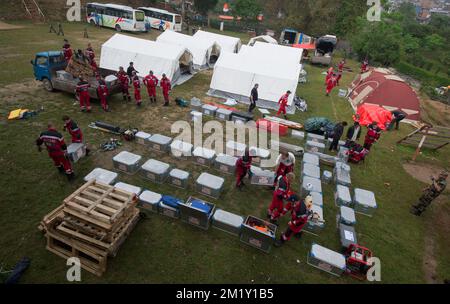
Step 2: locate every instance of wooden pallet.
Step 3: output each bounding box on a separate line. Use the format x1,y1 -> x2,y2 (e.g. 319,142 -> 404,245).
63,180 -> 137,231
38,205 -> 64,232
56,208 -> 140,257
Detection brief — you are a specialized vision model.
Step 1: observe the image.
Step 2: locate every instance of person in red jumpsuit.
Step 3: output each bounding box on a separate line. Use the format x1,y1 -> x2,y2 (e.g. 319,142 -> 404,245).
36,123 -> 74,181
361,59 -> 369,73
160,73 -> 172,106
62,39 -> 73,62
325,74 -> 337,96
116,67 -> 131,102
274,151 -> 295,186
276,90 -> 291,119
131,71 -> 142,106
235,148 -> 253,190
325,67 -> 334,85
96,76 -> 109,111
363,121 -> 381,150
267,172 -> 295,224
143,70 -> 159,103
336,60 -> 345,85
75,76 -> 91,112
274,195 -> 317,247
85,43 -> 97,71
62,115 -> 91,156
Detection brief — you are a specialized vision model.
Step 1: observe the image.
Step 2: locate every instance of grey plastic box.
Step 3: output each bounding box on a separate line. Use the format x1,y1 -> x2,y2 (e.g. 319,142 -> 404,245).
307,243 -> 347,277
327,138 -> 346,149
270,139 -> 304,156
159,201 -> 180,219
335,184 -> 352,207
138,190 -> 162,214
170,140 -> 193,158
212,209 -> 244,236
322,170 -> 333,184
307,133 -> 326,144
301,176 -> 322,196
179,197 -> 216,230
334,162 -> 352,186
190,110 -> 203,122
249,146 -> 271,166
112,151 -> 142,175
291,130 -> 305,140
193,147 -> 216,167
169,168 -> 190,189
216,108 -> 232,121
214,153 -> 237,174
337,146 -> 349,163
302,163 -> 321,179
114,182 -> 142,196
240,216 -> 277,253
302,152 -> 320,167
67,143 -> 86,163
190,97 -> 203,112
306,140 -> 326,154
310,191 -> 323,207
135,131 -> 151,146
202,104 -> 218,116
196,172 -> 225,199
226,140 -> 247,157
339,223 -> 358,250
304,205 -> 324,236
141,159 -> 170,183
354,188 -> 377,217
338,206 -> 356,226
250,167 -> 276,186
84,168 -> 118,185
148,134 -> 172,152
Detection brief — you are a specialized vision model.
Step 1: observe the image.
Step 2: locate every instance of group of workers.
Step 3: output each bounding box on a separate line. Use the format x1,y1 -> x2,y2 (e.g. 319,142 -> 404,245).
63,40 -> 173,112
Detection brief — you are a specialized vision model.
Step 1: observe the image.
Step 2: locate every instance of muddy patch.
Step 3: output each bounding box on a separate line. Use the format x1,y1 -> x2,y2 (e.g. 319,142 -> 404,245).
402,162 -> 449,192
0,21 -> 25,30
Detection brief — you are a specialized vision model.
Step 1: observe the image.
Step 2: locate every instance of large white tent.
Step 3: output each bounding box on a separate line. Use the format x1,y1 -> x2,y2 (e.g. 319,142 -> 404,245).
247,35 -> 278,46
193,30 -> 242,53
209,42 -> 302,113
156,30 -> 221,69
100,34 -> 194,85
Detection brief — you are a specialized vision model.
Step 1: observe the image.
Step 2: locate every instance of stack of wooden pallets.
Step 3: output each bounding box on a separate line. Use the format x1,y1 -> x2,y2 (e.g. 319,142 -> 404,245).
39,180 -> 140,277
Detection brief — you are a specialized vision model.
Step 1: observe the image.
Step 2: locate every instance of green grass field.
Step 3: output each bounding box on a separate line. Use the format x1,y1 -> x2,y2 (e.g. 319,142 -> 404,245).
0,22 -> 449,284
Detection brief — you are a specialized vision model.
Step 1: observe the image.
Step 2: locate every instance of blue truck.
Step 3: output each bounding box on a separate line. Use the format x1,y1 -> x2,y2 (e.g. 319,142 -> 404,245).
31,51 -> 121,99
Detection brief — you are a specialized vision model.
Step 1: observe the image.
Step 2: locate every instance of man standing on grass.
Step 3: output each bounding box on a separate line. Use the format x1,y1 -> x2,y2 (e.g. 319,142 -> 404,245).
277,90 -> 291,119
75,76 -> 91,112
325,74 -> 337,96
345,121 -> 361,146
132,71 -> 142,107
248,84 -> 259,113
160,74 -> 172,107
97,76 -> 109,112
363,121 -> 381,150
62,39 -> 73,62
116,66 -> 130,102
329,121 -> 348,152
36,123 -> 74,181
127,62 -> 137,84
143,70 -> 159,104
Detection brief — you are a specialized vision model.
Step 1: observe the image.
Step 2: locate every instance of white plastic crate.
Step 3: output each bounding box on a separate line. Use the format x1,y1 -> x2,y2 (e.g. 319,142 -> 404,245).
308,243 -> 347,277
141,159 -> 170,183
170,140 -> 193,158
322,170 -> 333,184
339,223 -> 358,249
304,204 -> 324,235
353,188 -> 377,217
196,172 -> 225,199
138,190 -> 162,213
112,151 -> 142,175
148,134 -> 172,152
114,182 -> 142,196
169,168 -> 190,189
306,140 -> 326,154
302,152 -> 320,167
214,153 -> 237,174
215,108 -> 232,121
84,168 -> 118,185
202,104 -> 218,116
212,209 -> 244,236
226,140 -> 247,157
135,131 -> 152,146
250,167 -> 276,186
302,163 -> 321,179
306,133 -> 326,144
249,146 -> 271,166
67,143 -> 86,163
334,161 -> 352,186
335,184 -> 352,207
190,110 -> 203,122
192,147 -> 216,167
338,206 -> 356,226
310,191 -> 323,207
301,176 -> 322,195
291,130 -> 305,140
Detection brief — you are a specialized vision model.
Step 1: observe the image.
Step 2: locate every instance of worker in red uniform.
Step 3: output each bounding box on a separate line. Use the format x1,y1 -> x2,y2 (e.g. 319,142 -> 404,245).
75,76 -> 91,112
62,115 -> 91,156
85,43 -> 97,71
36,122 -> 74,181
274,151 -> 296,186
325,67 -> 334,85
62,39 -> 73,62
160,73 -> 172,106
267,172 -> 295,224
361,59 -> 369,73
336,59 -> 345,85
235,148 -> 253,190
363,121 -> 381,150
276,90 -> 291,119
132,71 -> 142,106
116,66 -> 131,102
96,76 -> 109,111
274,195 -> 317,247
143,70 -> 159,103
325,74 -> 337,96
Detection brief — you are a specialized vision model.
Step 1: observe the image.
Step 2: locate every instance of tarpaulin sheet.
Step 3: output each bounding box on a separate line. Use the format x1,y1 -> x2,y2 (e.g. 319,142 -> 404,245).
356,104 -> 392,130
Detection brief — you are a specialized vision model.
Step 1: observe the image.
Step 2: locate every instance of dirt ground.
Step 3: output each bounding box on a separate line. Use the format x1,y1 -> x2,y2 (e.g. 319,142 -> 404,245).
0,21 -> 24,30
420,98 -> 450,127
402,162 -> 449,191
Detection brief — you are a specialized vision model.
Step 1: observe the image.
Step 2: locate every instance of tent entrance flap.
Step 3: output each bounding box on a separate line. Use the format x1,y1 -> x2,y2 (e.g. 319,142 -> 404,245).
209,44 -> 221,66
179,51 -> 194,75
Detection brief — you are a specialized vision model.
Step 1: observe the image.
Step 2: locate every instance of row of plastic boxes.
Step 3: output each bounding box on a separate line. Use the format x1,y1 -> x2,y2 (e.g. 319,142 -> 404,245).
191,105 -> 253,124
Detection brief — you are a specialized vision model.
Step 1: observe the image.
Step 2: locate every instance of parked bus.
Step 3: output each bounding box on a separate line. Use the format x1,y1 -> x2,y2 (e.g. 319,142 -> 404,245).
138,7 -> 182,32
86,3 -> 146,32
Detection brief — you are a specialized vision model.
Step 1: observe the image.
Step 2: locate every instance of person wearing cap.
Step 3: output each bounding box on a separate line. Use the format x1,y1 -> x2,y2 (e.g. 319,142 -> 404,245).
235,148 -> 253,190
276,90 -> 291,120
267,172 -> 295,224
363,121 -> 381,150
127,62 -> 138,84
274,151 -> 295,186
274,194 -> 318,247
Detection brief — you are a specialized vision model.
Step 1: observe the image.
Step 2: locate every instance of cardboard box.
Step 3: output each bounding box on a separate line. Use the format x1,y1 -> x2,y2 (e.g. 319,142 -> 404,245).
112,151 -> 142,175
212,209 -> 244,236
141,159 -> 170,183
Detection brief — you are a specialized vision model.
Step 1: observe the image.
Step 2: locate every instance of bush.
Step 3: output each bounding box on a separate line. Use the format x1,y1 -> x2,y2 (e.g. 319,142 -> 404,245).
394,61 -> 450,87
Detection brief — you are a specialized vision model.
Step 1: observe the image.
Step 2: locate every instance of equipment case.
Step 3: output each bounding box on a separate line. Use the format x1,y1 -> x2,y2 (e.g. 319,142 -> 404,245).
141,159 -> 170,183
112,151 -> 142,175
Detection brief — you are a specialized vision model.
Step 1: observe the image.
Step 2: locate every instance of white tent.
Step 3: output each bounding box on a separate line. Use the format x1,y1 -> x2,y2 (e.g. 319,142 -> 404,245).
156,30 -> 221,69
248,35 -> 278,46
100,34 -> 194,85
209,45 -> 301,113
243,41 -> 303,66
193,30 -> 242,53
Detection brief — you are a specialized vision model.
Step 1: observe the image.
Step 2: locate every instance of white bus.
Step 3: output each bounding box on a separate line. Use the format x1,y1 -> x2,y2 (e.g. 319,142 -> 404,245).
138,7 -> 182,32
86,3 -> 146,32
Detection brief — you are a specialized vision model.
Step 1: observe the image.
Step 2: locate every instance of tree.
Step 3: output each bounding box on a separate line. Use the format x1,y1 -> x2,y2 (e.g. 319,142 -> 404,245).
194,0 -> 219,16
232,0 -> 262,20
425,34 -> 445,51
